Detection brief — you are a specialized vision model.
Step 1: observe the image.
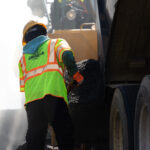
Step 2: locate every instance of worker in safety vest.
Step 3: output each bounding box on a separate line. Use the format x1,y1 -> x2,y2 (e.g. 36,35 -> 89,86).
19,20 -> 84,150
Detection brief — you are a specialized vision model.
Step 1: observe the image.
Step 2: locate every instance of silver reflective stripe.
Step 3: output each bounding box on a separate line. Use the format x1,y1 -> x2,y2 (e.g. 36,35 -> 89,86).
20,80 -> 24,86
56,44 -> 64,57
49,40 -> 56,63
24,64 -> 63,81
22,40 -> 63,82
20,57 -> 26,76
56,41 -> 71,58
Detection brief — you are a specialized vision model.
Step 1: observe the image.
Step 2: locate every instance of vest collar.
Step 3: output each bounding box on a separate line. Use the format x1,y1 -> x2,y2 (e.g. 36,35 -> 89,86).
23,35 -> 49,54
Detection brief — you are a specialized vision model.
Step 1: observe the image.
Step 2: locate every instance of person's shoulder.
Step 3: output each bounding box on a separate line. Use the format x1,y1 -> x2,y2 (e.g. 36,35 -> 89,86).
50,38 -> 69,46
50,38 -> 65,42
57,38 -> 67,42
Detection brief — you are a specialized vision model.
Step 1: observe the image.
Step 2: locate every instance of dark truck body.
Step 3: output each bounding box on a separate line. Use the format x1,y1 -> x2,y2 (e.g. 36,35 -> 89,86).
97,0 -> 150,82
68,0 -> 150,149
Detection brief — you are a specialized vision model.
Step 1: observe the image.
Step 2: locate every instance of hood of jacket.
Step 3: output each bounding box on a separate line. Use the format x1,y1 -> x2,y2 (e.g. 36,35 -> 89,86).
23,35 -> 49,54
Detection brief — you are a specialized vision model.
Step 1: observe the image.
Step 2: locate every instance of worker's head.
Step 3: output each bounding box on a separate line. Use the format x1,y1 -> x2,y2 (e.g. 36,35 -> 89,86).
22,21 -> 47,46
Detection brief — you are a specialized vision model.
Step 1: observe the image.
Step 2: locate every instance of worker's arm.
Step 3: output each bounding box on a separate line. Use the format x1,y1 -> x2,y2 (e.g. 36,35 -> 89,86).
62,51 -> 84,84
62,51 -> 78,76
62,51 -> 84,93
55,38 -> 84,85
18,60 -> 25,92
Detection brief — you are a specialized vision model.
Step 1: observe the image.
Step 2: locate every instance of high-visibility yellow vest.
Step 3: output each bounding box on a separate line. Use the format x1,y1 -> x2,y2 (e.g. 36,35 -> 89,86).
19,39 -> 72,105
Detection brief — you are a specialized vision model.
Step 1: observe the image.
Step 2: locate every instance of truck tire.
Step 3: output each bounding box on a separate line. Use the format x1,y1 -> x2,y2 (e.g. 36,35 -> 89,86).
109,85 -> 139,150
134,75 -> 150,150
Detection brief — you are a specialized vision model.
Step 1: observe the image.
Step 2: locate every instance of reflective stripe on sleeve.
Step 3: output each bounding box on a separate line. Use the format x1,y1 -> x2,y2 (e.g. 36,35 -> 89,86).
54,39 -> 71,58
56,45 -> 71,58
20,80 -> 25,86
20,80 -> 25,92
20,57 -> 26,76
20,87 -> 25,92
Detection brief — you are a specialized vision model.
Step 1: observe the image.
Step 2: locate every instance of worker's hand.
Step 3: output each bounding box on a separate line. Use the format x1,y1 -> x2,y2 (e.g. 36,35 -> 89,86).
67,72 -> 84,94
72,72 -> 84,85
67,80 -> 78,94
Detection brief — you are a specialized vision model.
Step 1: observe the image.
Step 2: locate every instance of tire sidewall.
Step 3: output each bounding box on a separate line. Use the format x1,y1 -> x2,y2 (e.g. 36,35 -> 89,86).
109,88 -> 129,150
134,76 -> 150,150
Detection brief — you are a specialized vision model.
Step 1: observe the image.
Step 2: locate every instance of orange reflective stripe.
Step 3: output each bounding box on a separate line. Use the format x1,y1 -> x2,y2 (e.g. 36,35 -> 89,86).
55,39 -> 60,52
60,50 -> 66,63
73,72 -> 84,83
24,63 -> 63,83
24,40 -> 58,73
55,39 -> 61,57
47,40 -> 51,64
56,45 -> 71,62
58,48 -> 72,62
20,85 -> 25,88
24,69 -> 63,84
20,57 -> 25,75
58,48 -> 64,61
23,54 -> 26,72
26,64 -> 47,74
22,39 -> 64,85
47,39 -> 58,64
20,89 -> 25,92
54,40 -> 58,63
57,46 -> 71,57
55,39 -> 71,59
56,44 -> 62,56
54,39 -> 59,51
20,77 -> 25,80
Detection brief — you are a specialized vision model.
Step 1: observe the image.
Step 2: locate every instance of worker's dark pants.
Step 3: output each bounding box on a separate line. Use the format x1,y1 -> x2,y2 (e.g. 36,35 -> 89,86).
25,95 -> 74,150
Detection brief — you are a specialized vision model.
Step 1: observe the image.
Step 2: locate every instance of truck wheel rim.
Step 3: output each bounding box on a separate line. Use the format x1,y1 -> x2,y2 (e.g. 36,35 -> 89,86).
113,110 -> 123,150
139,104 -> 150,150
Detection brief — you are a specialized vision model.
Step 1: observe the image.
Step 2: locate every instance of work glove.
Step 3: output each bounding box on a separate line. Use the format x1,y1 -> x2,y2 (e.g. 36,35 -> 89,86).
73,71 -> 84,85
67,72 -> 84,93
